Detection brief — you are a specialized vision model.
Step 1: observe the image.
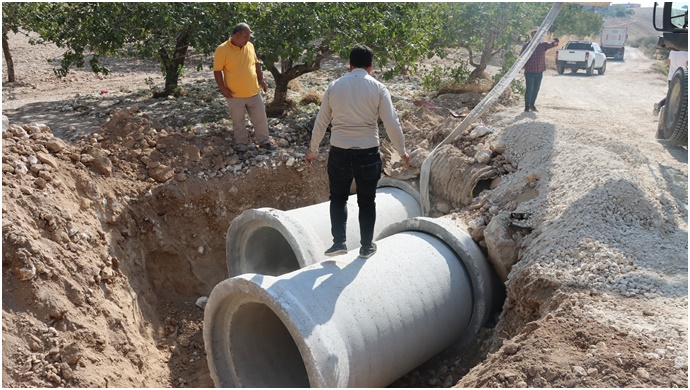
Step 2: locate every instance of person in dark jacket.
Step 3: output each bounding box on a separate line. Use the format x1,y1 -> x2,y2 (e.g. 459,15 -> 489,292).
521,27 -> 559,112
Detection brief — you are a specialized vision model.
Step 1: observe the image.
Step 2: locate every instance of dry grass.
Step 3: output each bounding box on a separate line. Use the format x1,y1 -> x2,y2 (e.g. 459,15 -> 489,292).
299,92 -> 321,106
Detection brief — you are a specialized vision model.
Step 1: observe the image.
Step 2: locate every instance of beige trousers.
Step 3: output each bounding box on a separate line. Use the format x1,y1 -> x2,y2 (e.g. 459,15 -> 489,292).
225,93 -> 269,151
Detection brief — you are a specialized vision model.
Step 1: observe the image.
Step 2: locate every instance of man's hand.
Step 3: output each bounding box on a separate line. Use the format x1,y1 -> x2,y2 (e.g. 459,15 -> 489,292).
259,80 -> 268,93
220,87 -> 234,99
401,153 -> 410,169
305,149 -> 318,166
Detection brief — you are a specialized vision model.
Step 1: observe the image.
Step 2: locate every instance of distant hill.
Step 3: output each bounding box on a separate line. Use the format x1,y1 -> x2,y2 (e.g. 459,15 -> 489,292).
602,7 -> 659,42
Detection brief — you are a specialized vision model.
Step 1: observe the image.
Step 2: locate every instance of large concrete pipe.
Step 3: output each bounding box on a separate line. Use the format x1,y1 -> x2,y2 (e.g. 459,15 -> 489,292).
204,217 -> 498,387
225,178 -> 421,277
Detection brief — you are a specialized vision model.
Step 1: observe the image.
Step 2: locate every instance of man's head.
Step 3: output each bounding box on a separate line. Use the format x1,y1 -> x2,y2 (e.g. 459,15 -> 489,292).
231,23 -> 252,48
528,26 -> 538,38
349,45 -> 374,70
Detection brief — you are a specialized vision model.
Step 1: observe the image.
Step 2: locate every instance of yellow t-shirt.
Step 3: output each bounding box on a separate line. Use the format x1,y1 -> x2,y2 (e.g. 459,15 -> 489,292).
213,40 -> 261,98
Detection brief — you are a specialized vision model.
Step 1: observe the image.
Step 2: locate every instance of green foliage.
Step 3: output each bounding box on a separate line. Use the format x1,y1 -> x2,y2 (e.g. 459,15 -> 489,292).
427,2 -> 602,81
421,62 -> 471,92
493,51 -> 524,95
550,3 -> 604,38
2,3 -> 38,37
431,3 -> 551,79
9,3 -> 236,94
240,2 -> 439,107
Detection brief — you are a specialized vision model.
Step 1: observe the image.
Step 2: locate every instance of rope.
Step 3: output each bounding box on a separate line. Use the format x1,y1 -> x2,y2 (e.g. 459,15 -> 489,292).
419,2 -> 564,215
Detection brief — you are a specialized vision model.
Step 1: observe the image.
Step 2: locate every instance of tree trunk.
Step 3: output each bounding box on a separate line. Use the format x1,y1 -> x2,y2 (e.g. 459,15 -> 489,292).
469,32 -> 497,81
270,69 -> 290,107
3,35 -> 16,83
266,55 -> 327,116
469,50 -> 492,81
155,30 -> 190,97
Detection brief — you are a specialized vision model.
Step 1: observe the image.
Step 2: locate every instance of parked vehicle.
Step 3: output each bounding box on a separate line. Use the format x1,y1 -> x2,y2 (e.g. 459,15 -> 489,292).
653,2 -> 688,145
600,27 -> 628,61
555,41 -> 607,76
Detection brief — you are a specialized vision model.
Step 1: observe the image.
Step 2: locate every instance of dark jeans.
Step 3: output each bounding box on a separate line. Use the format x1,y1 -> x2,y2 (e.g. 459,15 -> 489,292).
524,72 -> 544,108
327,146 -> 382,247
658,80 -> 671,108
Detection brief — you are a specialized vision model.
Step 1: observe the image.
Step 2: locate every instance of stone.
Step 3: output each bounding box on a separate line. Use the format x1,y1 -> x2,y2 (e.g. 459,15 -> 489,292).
16,264 -> 36,281
475,149 -> 492,164
635,367 -> 650,380
468,125 -> 490,140
36,152 -> 58,169
183,144 -> 201,162
34,178 -> 48,189
484,212 -> 519,282
149,164 -> 174,183
196,296 -> 208,309
436,201 -> 452,214
572,365 -> 587,376
491,141 -> 506,154
76,175 -> 101,200
503,342 -> 520,355
88,149 -> 113,177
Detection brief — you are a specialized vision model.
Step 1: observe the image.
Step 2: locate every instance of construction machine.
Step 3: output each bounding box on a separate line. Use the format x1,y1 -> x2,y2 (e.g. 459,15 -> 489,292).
653,2 -> 688,145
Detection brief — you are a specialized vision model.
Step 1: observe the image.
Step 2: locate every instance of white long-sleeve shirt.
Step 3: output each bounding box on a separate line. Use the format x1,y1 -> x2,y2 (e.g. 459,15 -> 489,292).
309,68 -> 407,157
668,50 -> 688,81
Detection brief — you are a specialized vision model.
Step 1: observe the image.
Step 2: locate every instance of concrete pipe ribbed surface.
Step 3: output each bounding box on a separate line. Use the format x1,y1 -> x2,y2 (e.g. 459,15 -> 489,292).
225,178 -> 421,277
204,217 -> 497,387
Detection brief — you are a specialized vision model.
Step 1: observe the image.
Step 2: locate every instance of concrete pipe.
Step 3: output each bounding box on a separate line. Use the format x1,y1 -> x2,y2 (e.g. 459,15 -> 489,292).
204,217 -> 497,387
225,178 -> 421,277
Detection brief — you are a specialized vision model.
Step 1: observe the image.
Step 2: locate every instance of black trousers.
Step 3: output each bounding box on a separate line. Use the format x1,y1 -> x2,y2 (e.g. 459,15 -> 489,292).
327,146 -> 382,247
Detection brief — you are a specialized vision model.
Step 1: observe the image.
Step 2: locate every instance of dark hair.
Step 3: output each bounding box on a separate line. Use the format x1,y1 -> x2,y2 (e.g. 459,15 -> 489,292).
233,22 -> 250,36
349,45 -> 374,68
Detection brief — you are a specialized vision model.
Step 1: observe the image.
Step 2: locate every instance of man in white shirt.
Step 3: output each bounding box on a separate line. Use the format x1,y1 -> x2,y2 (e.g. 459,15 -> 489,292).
654,50 -> 688,115
306,45 -> 410,259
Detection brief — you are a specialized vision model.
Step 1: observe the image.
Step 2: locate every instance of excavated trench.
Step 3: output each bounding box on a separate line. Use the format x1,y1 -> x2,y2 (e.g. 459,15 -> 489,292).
121,146 -> 508,387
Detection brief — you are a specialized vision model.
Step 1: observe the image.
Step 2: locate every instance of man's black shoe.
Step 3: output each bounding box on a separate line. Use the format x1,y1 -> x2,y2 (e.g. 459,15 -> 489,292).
524,107 -> 530,112
530,106 -> 538,112
324,242 -> 347,256
359,243 -> 377,259
259,142 -> 277,151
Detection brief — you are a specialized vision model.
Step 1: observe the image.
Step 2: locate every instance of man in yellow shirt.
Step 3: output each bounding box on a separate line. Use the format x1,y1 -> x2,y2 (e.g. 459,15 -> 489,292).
214,23 -> 276,157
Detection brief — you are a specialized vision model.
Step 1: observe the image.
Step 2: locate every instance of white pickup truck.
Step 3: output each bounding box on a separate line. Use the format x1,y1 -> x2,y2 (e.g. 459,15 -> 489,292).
555,40 -> 607,76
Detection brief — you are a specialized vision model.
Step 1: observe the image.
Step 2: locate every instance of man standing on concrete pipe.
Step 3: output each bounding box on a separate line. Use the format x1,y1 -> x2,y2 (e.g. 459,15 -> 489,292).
306,45 -> 410,259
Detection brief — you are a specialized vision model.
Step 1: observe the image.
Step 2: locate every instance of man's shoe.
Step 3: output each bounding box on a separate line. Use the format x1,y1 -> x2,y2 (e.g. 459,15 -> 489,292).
359,243 -> 377,259
653,103 -> 660,116
259,142 -> 277,151
324,243 -> 347,256
524,107 -> 530,112
530,106 -> 538,112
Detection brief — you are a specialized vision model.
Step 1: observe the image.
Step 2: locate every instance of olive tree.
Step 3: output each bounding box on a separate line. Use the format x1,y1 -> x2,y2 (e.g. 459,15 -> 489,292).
2,2 -> 41,82
243,2 -> 438,111
19,2 -> 236,96
432,2 -> 603,81
17,2 -> 438,105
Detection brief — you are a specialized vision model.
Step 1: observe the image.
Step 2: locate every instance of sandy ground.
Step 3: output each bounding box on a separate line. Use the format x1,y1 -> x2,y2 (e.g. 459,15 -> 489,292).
2,23 -> 688,389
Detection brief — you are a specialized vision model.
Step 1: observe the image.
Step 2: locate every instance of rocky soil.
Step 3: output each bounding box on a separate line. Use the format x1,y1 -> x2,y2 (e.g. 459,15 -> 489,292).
2,20 -> 688,389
